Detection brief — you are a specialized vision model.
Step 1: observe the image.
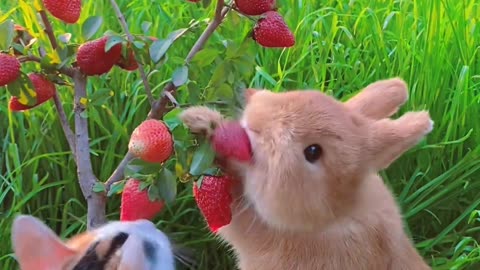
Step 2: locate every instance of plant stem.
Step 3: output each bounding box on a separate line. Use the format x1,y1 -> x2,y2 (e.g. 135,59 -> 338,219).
39,10 -> 58,50
73,71 -> 106,229
52,92 -> 76,156
104,0 -> 230,192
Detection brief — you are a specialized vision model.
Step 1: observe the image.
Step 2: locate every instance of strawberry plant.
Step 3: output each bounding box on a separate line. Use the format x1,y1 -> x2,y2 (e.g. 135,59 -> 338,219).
1,0 -> 294,239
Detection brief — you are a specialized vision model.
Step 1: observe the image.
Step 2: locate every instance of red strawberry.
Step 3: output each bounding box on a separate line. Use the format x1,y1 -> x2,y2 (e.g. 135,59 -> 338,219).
253,11 -> 295,48
116,47 -> 139,71
128,119 -> 174,163
76,37 -> 122,76
120,179 -> 164,221
187,0 -> 201,2
0,54 -> 21,87
235,0 -> 275,16
193,175 -> 233,233
211,121 -> 252,162
43,0 -> 81,24
9,73 -> 56,111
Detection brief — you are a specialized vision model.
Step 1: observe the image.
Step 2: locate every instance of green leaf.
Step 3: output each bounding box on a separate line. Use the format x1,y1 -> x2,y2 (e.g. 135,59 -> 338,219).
163,107 -> 183,130
141,21 -> 152,34
191,48 -> 220,68
157,168 -> 177,204
90,88 -> 114,106
133,41 -> 145,49
58,33 -> 72,44
6,72 -> 36,107
149,39 -> 171,63
105,35 -> 124,52
124,158 -> 164,178
0,19 -> 14,51
189,140 -> 216,176
217,83 -> 233,99
172,65 -> 189,87
107,182 -> 125,197
93,182 -> 106,193
208,61 -> 229,88
82,16 -> 103,40
148,184 -> 162,201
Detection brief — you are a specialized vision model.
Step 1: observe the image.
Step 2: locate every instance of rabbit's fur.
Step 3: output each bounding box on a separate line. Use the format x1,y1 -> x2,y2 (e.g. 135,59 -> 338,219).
181,78 -> 432,270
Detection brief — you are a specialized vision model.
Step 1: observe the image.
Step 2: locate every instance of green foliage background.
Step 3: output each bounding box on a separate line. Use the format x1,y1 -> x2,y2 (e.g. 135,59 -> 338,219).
1,0 -> 480,269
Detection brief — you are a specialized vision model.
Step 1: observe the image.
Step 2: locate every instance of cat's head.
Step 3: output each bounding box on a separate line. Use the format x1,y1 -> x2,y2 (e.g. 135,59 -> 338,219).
11,215 -> 176,270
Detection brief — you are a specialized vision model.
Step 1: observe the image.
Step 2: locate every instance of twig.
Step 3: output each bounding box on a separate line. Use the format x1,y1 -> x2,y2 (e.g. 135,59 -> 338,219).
52,92 -> 76,156
104,0 -> 230,191
18,55 -> 41,63
39,10 -> 58,50
108,0 -> 155,106
73,70 -> 106,229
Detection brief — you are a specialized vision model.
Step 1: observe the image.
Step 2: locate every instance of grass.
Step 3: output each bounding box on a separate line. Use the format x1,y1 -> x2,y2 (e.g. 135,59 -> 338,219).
1,0 -> 480,269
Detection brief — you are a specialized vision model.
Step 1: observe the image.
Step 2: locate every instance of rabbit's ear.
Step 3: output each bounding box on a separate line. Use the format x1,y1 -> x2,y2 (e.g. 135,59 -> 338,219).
345,78 -> 408,120
367,111 -> 433,170
244,88 -> 259,104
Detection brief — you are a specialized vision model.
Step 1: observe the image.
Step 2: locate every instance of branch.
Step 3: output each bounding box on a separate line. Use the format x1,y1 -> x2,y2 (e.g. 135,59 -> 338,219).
104,0 -> 230,192
53,92 -> 76,156
39,10 -> 58,50
108,0 -> 155,106
73,70 -> 106,229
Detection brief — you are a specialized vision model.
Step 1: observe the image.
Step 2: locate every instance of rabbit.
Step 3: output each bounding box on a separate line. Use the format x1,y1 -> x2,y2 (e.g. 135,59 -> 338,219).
180,77 -> 433,270
11,214 -> 179,270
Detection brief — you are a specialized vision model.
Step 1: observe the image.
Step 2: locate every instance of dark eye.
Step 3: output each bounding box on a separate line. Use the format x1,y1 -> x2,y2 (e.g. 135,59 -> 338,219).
304,144 -> 322,163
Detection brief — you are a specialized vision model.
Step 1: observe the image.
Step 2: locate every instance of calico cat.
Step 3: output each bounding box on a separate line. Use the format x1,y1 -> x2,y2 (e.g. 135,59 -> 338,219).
11,214 -> 193,270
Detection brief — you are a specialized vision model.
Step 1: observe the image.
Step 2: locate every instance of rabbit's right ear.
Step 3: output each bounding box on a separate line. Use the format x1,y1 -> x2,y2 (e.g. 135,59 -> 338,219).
244,88 -> 258,104
345,78 -> 408,120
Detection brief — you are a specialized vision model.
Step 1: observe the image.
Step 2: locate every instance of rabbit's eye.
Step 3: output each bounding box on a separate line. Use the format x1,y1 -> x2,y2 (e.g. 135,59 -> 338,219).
304,144 -> 322,163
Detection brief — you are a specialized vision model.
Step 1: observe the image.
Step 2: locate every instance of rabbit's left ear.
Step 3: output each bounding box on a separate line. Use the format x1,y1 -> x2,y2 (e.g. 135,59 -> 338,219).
345,78 -> 408,120
244,88 -> 258,104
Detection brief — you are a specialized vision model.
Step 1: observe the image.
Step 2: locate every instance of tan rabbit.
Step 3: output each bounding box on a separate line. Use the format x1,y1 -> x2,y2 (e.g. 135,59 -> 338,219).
180,78 -> 433,270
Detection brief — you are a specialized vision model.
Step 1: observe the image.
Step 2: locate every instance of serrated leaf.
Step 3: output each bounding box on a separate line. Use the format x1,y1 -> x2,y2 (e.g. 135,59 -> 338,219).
58,33 -> 72,44
191,48 -> 220,68
157,168 -> 177,204
105,35 -> 124,52
82,16 -> 103,40
208,61 -> 229,87
164,107 -> 183,130
172,65 -> 189,87
217,83 -> 233,99
0,19 -> 15,51
93,182 -> 106,193
6,72 -> 36,106
141,21 -> 152,34
189,140 -> 216,176
148,184 -> 162,201
107,182 -> 125,197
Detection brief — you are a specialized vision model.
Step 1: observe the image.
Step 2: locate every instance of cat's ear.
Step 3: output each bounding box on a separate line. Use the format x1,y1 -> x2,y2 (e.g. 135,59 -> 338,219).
11,215 -> 77,270
118,235 -> 149,270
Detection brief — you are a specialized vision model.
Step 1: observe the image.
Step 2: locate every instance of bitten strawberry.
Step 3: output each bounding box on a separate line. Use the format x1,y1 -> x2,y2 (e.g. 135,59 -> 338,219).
0,54 -> 21,87
211,121 -> 252,162
76,37 -> 122,76
43,0 -> 82,24
128,119 -> 174,163
116,47 -> 139,71
235,0 -> 275,16
9,73 -> 56,111
253,11 -> 295,48
120,179 -> 164,221
193,175 -> 233,233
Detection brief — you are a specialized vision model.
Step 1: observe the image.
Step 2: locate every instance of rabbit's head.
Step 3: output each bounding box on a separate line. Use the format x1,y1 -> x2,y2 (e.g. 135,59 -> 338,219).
238,78 -> 433,232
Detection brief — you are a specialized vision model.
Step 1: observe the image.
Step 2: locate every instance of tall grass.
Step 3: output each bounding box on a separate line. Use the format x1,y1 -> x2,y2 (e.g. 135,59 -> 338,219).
1,0 -> 480,269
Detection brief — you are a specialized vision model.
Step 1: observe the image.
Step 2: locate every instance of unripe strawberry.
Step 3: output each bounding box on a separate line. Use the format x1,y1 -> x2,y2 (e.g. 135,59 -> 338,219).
9,73 -> 56,111
120,179 -> 164,221
235,0 -> 276,16
116,47 -> 139,71
76,37 -> 122,76
193,175 -> 233,233
253,11 -> 295,48
43,0 -> 82,24
128,119 -> 174,163
211,121 -> 252,162
0,54 -> 21,87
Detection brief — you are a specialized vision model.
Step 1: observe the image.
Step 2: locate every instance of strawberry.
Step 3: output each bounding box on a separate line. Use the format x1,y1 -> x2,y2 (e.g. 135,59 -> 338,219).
43,0 -> 82,24
76,37 -> 122,76
211,121 -> 252,162
0,54 -> 21,87
253,11 -> 295,48
186,0 -> 201,2
235,0 -> 276,16
128,119 -> 174,163
193,175 -> 233,233
116,47 -> 139,71
120,179 -> 164,221
9,73 -> 56,111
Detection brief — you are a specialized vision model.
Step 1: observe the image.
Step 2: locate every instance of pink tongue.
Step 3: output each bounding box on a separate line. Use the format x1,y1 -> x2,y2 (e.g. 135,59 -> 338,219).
211,121 -> 252,162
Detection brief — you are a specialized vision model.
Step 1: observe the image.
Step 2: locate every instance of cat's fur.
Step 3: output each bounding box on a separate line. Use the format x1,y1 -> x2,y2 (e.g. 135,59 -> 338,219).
180,78 -> 433,270
11,215 -> 176,270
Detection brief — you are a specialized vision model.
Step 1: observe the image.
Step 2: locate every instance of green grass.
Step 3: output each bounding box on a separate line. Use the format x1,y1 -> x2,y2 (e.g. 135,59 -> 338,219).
1,0 -> 480,269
